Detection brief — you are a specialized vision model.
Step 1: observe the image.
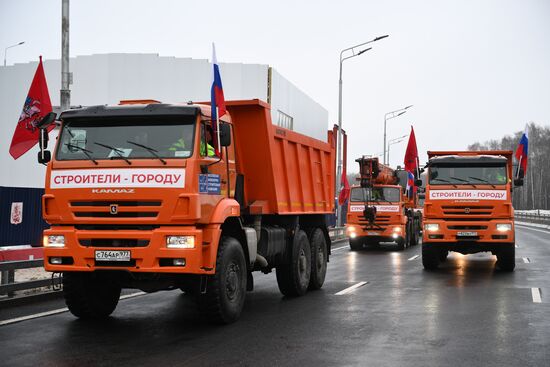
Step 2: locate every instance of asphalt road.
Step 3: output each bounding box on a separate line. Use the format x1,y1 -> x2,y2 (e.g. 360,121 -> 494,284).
1,225 -> 549,367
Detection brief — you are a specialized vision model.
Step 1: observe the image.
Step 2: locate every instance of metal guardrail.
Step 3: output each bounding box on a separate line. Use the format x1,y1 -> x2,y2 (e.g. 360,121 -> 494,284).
0,227 -> 348,299
0,259 -> 61,297
515,211 -> 550,225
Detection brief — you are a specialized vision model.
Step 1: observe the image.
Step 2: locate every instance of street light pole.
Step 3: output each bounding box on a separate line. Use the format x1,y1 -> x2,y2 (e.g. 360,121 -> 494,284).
61,0 -> 71,112
3,41 -> 25,67
336,34 -> 389,227
383,105 -> 412,164
386,134 -> 408,167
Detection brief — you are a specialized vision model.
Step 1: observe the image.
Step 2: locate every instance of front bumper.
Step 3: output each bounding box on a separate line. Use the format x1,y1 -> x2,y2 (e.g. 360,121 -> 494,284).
346,223 -> 405,242
43,226 -> 216,274
422,220 -> 515,244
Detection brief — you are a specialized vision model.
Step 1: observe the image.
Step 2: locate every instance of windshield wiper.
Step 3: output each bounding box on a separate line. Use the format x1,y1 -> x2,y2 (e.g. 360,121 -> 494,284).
468,176 -> 496,188
450,176 -> 477,188
431,178 -> 457,188
65,143 -> 98,165
126,141 -> 166,165
94,142 -> 132,165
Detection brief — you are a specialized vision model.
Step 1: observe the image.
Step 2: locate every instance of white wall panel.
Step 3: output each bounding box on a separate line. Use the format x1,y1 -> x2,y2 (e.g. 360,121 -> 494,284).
0,54 -> 327,188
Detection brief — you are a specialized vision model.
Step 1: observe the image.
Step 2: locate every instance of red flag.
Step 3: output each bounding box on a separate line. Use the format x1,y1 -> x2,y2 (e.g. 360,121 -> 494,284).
404,126 -> 418,174
9,56 -> 54,159
338,132 -> 350,205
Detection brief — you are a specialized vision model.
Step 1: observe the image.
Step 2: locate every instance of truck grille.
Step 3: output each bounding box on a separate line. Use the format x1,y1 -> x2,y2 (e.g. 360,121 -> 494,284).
447,225 -> 488,230
79,239 -> 149,247
357,214 -> 391,230
441,205 -> 494,220
70,200 -> 161,219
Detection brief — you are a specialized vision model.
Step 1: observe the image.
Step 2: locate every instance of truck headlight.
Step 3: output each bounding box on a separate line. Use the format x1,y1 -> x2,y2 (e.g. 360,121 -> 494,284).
393,227 -> 402,233
44,235 -> 65,248
496,224 -> 512,232
425,223 -> 439,232
166,236 -> 195,248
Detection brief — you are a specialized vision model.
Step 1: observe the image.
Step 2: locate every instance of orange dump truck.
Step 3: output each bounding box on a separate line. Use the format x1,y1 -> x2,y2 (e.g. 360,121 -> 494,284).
346,157 -> 421,250
39,99 -> 335,323
422,151 -> 522,271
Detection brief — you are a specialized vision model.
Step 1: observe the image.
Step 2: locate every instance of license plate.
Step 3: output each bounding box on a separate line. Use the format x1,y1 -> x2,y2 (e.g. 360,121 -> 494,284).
457,231 -> 478,236
367,231 -> 380,236
95,250 -> 131,262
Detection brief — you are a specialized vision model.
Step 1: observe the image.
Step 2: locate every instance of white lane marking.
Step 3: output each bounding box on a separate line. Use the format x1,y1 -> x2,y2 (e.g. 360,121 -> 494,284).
0,291 -> 146,327
408,255 -> 419,261
531,288 -> 542,303
515,225 -> 550,234
335,281 -> 368,295
332,245 -> 349,252
522,257 -> 530,263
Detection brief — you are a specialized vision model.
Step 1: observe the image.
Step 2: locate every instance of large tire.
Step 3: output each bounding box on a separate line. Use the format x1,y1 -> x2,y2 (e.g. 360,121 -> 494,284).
63,272 -> 121,319
422,244 -> 440,270
439,251 -> 449,262
198,236 -> 247,324
308,228 -> 328,290
397,237 -> 406,250
276,230 -> 311,297
496,245 -> 515,272
409,218 -> 419,247
349,238 -> 363,251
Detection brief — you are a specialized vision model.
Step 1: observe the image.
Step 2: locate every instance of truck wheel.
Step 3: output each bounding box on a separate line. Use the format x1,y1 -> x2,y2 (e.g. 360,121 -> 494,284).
496,246 -> 515,272
199,236 -> 247,324
63,272 -> 121,319
439,251 -> 448,262
349,238 -> 363,251
422,245 -> 440,270
276,230 -> 311,297
397,237 -> 406,250
308,228 -> 327,290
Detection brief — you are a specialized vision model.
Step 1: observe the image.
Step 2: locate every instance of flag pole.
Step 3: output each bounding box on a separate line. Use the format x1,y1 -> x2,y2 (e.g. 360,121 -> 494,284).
216,106 -> 221,153
516,155 -> 522,179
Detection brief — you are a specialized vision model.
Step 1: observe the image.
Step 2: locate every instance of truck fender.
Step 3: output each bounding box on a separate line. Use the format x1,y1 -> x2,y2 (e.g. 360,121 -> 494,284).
210,198 -> 241,224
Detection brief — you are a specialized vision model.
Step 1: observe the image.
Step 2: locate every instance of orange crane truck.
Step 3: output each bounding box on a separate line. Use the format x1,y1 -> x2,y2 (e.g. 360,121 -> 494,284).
346,156 -> 421,250
38,99 -> 335,323
422,151 -> 522,271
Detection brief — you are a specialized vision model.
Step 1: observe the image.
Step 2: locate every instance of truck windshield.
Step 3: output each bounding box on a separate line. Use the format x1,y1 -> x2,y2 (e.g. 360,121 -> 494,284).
56,117 -> 195,161
350,187 -> 400,203
429,164 -> 507,186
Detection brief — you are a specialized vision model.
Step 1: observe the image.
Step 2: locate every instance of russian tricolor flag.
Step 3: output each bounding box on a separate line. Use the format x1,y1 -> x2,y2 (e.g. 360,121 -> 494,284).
211,43 -> 226,155
405,171 -> 414,198
515,124 -> 528,177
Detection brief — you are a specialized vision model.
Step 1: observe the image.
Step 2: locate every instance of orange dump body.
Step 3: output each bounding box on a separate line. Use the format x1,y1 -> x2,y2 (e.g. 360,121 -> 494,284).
423,150 -> 515,250
227,100 -> 335,215
43,99 -> 335,275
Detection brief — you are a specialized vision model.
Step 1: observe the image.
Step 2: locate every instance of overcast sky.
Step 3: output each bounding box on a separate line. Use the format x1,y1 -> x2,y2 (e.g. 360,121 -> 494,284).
1,0 -> 549,171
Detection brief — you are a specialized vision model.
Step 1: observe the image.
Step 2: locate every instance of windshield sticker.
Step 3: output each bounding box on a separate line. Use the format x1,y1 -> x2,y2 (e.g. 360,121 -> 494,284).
50,169 -> 185,188
174,150 -> 191,157
199,174 -> 221,194
107,148 -> 132,158
429,190 -> 507,200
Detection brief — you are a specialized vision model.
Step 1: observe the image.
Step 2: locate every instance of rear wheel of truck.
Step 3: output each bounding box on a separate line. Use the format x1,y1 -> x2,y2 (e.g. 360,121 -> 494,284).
276,230 -> 311,297
422,245 -> 440,270
199,236 -> 247,324
63,272 -> 121,319
496,245 -> 515,272
308,228 -> 327,290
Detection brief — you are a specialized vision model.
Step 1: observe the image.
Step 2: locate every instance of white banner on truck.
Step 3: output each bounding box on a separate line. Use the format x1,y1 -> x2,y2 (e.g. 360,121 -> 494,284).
429,190 -> 507,201
50,169 -> 185,189
350,205 -> 400,213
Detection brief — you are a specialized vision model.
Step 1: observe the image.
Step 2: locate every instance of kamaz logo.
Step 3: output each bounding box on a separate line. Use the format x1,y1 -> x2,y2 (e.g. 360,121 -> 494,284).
110,204 -> 118,215
91,189 -> 135,194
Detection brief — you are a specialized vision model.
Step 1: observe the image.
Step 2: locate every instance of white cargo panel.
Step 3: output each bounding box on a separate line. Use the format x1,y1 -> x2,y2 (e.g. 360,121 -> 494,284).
0,53 -> 328,187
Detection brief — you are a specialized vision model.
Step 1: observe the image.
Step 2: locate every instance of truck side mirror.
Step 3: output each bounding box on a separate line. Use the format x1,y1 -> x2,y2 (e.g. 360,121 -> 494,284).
415,179 -> 423,186
37,126 -> 51,164
514,178 -> 524,187
36,112 -> 57,129
38,150 -> 51,164
219,124 -> 231,147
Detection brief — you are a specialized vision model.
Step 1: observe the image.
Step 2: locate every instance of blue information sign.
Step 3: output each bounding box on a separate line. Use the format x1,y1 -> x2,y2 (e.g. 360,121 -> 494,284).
199,174 -> 221,194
